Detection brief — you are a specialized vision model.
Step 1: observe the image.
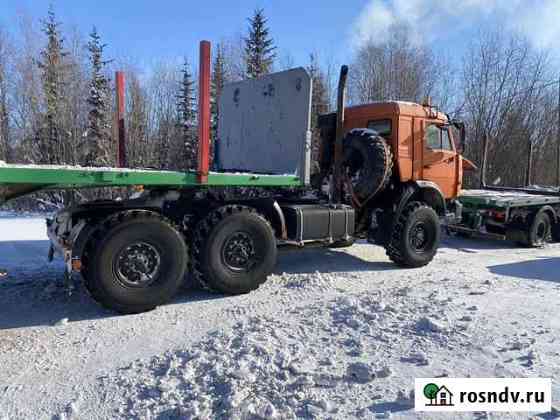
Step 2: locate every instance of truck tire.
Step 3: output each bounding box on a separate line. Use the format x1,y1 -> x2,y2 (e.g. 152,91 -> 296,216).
552,221 -> 560,243
329,238 -> 355,248
191,205 -> 277,294
85,211 -> 188,314
386,201 -> 440,268
342,129 -> 393,199
526,211 -> 551,247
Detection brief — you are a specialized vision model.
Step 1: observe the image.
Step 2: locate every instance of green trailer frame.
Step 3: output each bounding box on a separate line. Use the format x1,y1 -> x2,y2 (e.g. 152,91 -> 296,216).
0,164 -> 303,204
458,189 -> 560,211
449,189 -> 560,241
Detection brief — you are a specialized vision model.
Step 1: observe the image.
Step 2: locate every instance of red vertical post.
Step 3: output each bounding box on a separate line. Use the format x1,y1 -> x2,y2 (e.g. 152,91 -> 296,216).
116,71 -> 127,168
198,41 -> 211,183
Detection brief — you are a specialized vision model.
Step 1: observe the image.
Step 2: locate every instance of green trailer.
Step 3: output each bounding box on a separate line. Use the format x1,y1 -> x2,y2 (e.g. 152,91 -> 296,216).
448,124 -> 560,246
449,189 -> 560,246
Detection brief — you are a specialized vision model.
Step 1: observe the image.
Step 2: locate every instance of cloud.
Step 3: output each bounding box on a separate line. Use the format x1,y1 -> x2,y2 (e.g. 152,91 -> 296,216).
352,0 -> 560,49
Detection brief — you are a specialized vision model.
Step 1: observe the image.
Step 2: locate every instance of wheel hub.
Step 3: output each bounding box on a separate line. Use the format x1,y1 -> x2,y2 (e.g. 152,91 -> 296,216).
115,242 -> 161,288
222,232 -> 256,271
409,222 -> 429,252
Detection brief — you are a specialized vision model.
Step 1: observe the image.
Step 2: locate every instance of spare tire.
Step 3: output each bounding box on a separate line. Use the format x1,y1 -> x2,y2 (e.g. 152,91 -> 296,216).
342,129 -> 393,199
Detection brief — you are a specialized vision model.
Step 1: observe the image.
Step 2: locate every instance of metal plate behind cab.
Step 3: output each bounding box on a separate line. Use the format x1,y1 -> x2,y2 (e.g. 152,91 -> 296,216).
216,68 -> 312,184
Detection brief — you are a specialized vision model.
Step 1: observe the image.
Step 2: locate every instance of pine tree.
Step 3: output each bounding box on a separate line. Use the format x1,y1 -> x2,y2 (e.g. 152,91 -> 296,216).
36,6 -> 67,164
244,8 -> 276,79
307,53 -> 329,165
176,59 -> 197,170
211,43 -> 228,168
84,26 -> 112,167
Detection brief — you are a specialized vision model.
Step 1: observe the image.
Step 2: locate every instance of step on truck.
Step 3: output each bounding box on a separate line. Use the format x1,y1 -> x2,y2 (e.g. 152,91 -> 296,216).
448,133 -> 560,247
0,41 -> 469,313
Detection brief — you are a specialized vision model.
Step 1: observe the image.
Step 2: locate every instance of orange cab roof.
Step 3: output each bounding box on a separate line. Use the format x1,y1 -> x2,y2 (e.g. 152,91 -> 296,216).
347,101 -> 448,122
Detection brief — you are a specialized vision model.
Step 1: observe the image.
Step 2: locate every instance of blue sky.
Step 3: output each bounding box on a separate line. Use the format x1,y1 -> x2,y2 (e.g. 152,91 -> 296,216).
0,0 -> 370,69
0,1 -> 558,71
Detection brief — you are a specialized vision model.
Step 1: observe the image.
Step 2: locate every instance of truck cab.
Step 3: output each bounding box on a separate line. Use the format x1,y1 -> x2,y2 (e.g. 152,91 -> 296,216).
314,98 -> 472,269
343,101 -> 466,200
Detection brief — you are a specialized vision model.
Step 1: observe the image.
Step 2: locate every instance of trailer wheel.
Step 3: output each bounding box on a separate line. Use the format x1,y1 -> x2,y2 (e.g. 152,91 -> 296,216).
192,205 -> 277,294
527,211 -> 551,247
386,201 -> 440,268
85,211 -> 188,314
342,129 -> 393,199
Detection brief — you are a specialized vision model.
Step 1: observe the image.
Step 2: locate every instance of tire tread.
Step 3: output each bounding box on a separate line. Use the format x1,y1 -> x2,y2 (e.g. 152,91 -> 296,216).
191,205 -> 274,293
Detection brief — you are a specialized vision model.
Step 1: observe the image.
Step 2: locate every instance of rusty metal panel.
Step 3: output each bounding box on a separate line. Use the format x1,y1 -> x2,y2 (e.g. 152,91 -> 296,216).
115,71 -> 126,168
198,40 -> 211,183
216,68 -> 312,184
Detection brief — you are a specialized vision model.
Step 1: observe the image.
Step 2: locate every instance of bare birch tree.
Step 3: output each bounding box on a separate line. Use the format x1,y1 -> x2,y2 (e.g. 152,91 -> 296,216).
461,30 -> 552,187
348,23 -> 453,111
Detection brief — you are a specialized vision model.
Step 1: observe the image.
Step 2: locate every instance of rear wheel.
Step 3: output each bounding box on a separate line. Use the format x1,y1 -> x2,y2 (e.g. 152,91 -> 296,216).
386,202 -> 440,268
85,211 -> 188,314
526,212 -> 551,247
191,205 -> 277,294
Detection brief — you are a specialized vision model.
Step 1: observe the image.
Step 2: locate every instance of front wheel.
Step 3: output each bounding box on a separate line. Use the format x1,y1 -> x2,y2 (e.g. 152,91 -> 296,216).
386,202 -> 440,268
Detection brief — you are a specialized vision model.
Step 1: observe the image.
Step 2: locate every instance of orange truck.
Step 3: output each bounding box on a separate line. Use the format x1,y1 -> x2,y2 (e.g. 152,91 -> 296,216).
316,72 -> 474,267
0,52 -> 472,313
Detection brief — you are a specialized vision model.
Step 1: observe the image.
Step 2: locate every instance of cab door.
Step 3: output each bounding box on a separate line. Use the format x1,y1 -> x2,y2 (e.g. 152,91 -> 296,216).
421,123 -> 460,198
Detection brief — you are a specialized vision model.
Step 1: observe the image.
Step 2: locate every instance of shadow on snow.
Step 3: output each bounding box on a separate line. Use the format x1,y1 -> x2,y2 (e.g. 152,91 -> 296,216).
277,246 -> 396,274
488,257 -> 560,283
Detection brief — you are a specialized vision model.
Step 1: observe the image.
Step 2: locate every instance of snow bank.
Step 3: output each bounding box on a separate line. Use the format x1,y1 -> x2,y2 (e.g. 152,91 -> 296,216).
2,224 -> 559,419
0,217 -> 48,242
96,289 -> 470,419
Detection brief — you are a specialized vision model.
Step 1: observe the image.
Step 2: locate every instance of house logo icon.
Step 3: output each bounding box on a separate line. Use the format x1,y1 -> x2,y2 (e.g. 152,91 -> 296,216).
423,383 -> 454,407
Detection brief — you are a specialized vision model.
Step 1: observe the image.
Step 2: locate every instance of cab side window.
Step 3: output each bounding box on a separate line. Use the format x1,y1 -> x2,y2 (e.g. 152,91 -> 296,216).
425,124 -> 454,151
425,125 -> 441,149
367,119 -> 392,138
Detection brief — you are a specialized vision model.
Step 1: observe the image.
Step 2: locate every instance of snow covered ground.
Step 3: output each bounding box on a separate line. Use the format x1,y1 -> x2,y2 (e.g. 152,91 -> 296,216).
0,216 -> 559,419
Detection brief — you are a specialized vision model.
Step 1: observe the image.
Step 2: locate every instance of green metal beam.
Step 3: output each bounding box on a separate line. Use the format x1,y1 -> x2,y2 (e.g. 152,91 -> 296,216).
0,165 -> 303,203
0,166 -> 197,187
